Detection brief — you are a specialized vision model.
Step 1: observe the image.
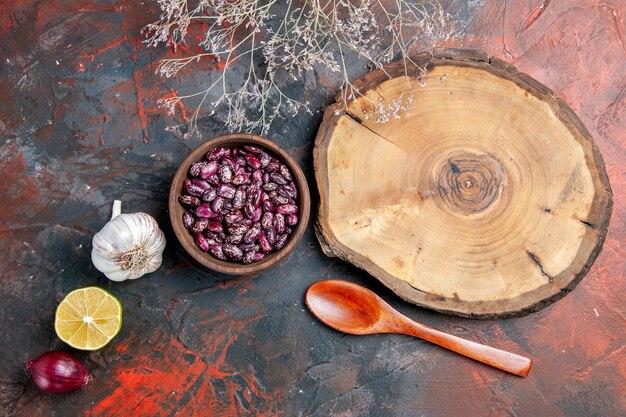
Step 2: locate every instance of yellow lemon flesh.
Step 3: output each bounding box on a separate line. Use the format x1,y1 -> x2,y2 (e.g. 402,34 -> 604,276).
55,287 -> 122,350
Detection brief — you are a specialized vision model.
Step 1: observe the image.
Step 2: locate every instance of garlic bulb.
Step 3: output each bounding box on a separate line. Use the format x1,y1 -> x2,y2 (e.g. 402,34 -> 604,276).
92,200 -> 166,281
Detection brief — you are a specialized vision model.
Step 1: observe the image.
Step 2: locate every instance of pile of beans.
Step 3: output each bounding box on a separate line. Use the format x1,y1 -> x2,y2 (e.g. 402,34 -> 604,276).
179,145 -> 299,264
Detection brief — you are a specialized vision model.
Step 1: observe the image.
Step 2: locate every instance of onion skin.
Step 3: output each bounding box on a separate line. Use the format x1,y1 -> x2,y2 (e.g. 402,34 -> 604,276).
26,351 -> 89,393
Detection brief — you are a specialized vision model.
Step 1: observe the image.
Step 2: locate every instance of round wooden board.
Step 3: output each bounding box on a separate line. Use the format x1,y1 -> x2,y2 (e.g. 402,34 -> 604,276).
313,48 -> 612,318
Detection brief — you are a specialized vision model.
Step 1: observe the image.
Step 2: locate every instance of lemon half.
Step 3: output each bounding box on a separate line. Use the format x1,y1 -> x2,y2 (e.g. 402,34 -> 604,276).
54,287 -> 122,350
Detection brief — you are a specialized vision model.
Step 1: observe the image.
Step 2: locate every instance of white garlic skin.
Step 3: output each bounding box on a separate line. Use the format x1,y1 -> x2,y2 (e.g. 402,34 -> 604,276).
91,212 -> 166,282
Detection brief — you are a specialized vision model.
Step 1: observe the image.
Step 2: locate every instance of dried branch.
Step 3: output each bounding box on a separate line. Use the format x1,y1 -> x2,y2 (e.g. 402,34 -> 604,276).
143,0 -> 450,137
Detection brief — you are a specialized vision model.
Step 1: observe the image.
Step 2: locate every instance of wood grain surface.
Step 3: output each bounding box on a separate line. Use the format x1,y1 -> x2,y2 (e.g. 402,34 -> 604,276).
314,50 -> 612,317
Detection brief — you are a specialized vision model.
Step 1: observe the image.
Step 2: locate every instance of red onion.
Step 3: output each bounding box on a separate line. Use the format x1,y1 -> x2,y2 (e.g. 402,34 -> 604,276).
26,351 -> 89,393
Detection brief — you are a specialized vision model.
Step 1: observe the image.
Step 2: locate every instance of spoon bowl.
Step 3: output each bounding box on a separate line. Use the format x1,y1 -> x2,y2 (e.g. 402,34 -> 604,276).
306,280 -> 532,377
306,279 -> 382,334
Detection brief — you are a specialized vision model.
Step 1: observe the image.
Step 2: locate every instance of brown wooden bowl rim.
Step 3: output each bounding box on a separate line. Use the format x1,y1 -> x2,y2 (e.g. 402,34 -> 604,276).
169,133 -> 310,275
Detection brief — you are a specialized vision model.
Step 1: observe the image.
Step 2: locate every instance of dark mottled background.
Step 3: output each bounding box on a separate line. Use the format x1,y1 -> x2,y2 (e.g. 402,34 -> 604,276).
1,1 -> 624,416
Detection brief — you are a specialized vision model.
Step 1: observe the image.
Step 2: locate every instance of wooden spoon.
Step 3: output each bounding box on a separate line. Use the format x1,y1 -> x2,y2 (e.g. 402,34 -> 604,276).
305,280 -> 532,377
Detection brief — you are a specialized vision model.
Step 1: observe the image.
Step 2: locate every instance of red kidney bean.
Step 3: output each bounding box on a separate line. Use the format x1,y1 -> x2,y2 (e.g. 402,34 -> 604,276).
228,223 -> 248,236
252,169 -> 263,184
238,242 -> 256,252
288,181 -> 298,199
236,156 -> 246,167
244,224 -> 261,244
270,172 -> 288,185
192,218 -> 209,234
245,154 -> 261,170
205,175 -> 219,187
286,214 -> 298,226
196,204 -> 218,218
183,211 -> 194,229
207,222 -> 223,233
259,152 -> 270,168
191,178 -> 212,191
217,184 -> 236,199
211,196 -> 225,214
261,212 -> 274,230
269,191 -> 278,198
272,195 -> 290,206
247,183 -> 259,200
242,250 -> 256,264
209,243 -> 227,260
220,156 -> 238,172
202,189 -> 217,202
189,161 -> 207,177
262,182 -> 278,192
252,207 -> 262,223
200,161 -> 219,179
195,233 -> 210,252
231,147 -> 239,157
243,145 -> 262,154
277,204 -> 298,215
184,179 -> 205,197
279,164 -> 292,181
225,211 -> 244,225
217,164 -> 233,183
250,188 -> 263,208
274,214 -> 285,234
244,202 -> 255,220
277,185 -> 296,199
259,233 -> 271,253
223,200 -> 233,211
223,244 -> 243,261
241,219 -> 253,227
225,234 -> 243,245
231,172 -> 250,185
274,233 -> 289,250
179,195 -> 201,206
265,161 -> 279,173
266,226 -> 277,244
263,172 -> 270,184
233,188 -> 246,208
207,147 -> 230,161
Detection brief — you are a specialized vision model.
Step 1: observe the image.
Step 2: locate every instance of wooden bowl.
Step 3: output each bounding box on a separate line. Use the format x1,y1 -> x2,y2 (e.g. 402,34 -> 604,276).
169,133 -> 310,275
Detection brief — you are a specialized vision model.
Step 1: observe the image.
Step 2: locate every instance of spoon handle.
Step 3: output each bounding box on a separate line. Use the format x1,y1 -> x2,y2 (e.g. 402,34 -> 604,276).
399,318 -> 532,377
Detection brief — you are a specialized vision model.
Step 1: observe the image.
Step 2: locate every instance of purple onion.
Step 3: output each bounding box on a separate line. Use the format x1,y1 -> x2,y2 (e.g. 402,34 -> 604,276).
26,351 -> 89,393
